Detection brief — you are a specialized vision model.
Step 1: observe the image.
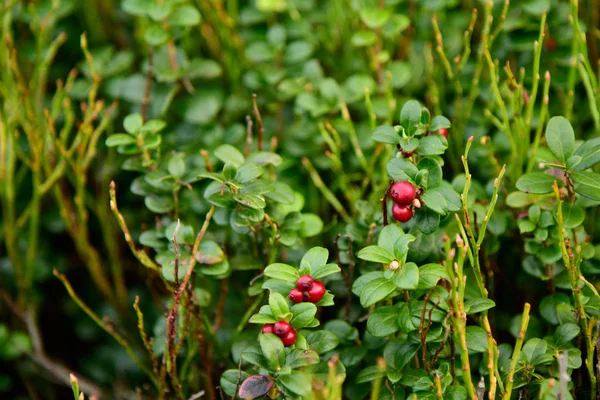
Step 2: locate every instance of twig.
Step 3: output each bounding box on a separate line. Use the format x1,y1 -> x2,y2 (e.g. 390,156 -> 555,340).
141,50 -> 154,123
53,269 -> 158,387
502,303 -> 531,400
252,94 -> 264,151
213,278 -> 229,333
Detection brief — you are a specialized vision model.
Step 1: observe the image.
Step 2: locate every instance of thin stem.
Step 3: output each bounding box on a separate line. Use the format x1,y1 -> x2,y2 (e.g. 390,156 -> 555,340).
502,303 -> 531,400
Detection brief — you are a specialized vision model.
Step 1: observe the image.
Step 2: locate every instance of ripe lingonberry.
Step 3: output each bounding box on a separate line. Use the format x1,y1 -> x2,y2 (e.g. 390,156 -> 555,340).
262,324 -> 274,334
437,128 -> 448,138
392,204 -> 413,223
280,329 -> 297,347
389,181 -> 416,205
296,275 -> 314,291
289,288 -> 304,303
304,280 -> 326,303
273,321 -> 292,337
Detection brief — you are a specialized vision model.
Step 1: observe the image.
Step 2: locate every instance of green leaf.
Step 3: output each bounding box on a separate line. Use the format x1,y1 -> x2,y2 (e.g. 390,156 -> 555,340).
196,240 -> 224,264
573,137 -> 600,171
372,125 -> 399,144
561,202 -> 584,228
351,31 -> 377,47
571,171 -> 600,201
124,113 -> 143,133
437,183 -> 461,212
249,314 -> 277,324
421,190 -> 448,215
268,292 -> 290,318
465,298 -> 496,315
290,303 -> 317,329
140,119 -> 167,132
367,306 -> 400,337
299,213 -> 323,237
286,349 -> 319,369
260,333 -> 284,369
236,162 -> 263,183
516,172 -> 559,194
388,158 -> 419,181
264,182 -> 295,204
417,263 -> 448,289
522,338 -> 552,365
279,372 -> 312,396
391,262 -> 419,289
311,263 -> 341,280
145,195 -> 173,213
415,207 -> 440,234
220,370 -> 250,397
359,7 -> 391,28
305,330 -> 339,354
247,152 -> 283,167
169,5 -> 201,26
214,144 -> 245,168
417,157 -> 442,188
357,245 -> 394,264
356,366 -> 385,383
144,24 -> 170,46
545,116 -> 575,163
352,271 -> 384,297
184,90 -> 223,125
465,326 -> 488,353
168,154 -> 186,178
360,278 -> 396,307
105,133 -> 136,147
301,247 -> 329,270
416,135 -> 448,156
400,100 -> 421,136
264,263 -> 298,282
554,323 -> 580,347
430,116 -> 451,131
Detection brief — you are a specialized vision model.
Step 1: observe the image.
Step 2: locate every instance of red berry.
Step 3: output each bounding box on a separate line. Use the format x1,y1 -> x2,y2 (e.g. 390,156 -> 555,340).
389,181 -> 416,205
392,204 -> 413,223
262,324 -> 274,334
289,288 -> 304,303
436,128 -> 448,138
273,321 -> 292,337
545,37 -> 557,51
280,329 -> 297,347
296,275 -> 314,291
305,281 -> 326,303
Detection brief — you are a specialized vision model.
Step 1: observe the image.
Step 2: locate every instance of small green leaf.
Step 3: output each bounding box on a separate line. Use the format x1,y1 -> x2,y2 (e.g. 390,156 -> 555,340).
573,137 -> 600,171
545,116 -> 575,163
359,7 -> 391,28
264,263 -> 299,282
305,330 -> 339,354
465,298 -> 496,315
124,113 -> 143,133
301,247 -> 329,270
554,323 -> 580,347
571,171 -> 600,201
356,366 -> 385,383
145,195 -> 173,213
249,314 -> 277,324
260,333 -> 284,369
168,153 -> 186,178
311,263 -> 341,280
417,263 -> 448,289
430,116 -> 451,131
421,190 -> 448,215
144,24 -> 170,46
268,292 -> 290,318
169,5 -> 201,26
516,172 -> 559,194
372,125 -> 399,144
357,245 -> 395,264
416,135 -> 448,156
236,162 -> 263,183
400,100 -> 421,136
388,158 -> 419,181
466,326 -> 488,353
391,262 -> 419,289
290,303 -> 317,329
415,207 -> 440,234
417,157 -> 442,189
367,306 -> 400,337
215,144 -> 245,167
360,278 -> 396,307
279,372 -> 312,396
106,133 -> 136,147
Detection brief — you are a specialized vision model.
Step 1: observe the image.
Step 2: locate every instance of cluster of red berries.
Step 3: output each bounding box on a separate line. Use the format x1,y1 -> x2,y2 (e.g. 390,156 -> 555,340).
261,275 -> 327,348
262,321 -> 297,347
288,275 -> 325,304
389,181 -> 417,223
